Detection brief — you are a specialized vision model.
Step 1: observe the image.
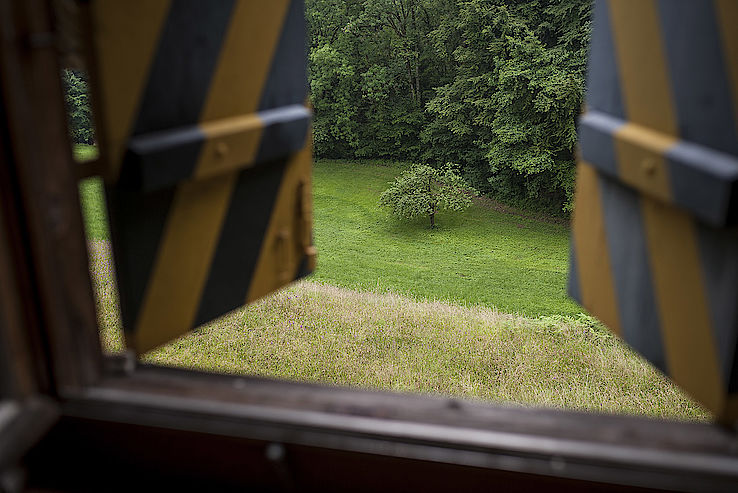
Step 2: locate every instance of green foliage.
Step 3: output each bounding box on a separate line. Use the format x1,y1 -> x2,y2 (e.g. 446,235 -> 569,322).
62,69 -> 95,144
306,0 -> 591,214
309,44 -> 360,156
379,163 -> 475,227
422,0 -> 590,213
307,0 -> 453,162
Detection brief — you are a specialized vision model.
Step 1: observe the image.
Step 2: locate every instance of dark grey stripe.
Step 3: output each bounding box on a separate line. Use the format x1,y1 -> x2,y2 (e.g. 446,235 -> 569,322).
194,159 -> 289,326
694,223 -> 738,391
126,126 -> 205,192
578,111 -> 622,177
598,174 -> 667,373
131,0 -> 236,134
106,186 -> 176,335
585,0 -> 626,118
730,345 -> 738,394
256,105 -> 311,164
567,241 -> 582,305
257,0 -> 307,112
112,0 -> 235,338
657,0 -> 738,156
667,142 -> 738,227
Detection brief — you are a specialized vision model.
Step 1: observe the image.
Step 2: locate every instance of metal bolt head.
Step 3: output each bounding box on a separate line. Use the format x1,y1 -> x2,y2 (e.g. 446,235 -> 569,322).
215,141 -> 229,158
641,157 -> 656,176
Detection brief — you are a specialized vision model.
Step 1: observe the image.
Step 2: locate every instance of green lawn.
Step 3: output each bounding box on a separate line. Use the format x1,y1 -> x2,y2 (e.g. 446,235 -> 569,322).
76,145 -> 109,241
80,156 -> 580,317
74,143 -> 99,161
311,160 -> 579,317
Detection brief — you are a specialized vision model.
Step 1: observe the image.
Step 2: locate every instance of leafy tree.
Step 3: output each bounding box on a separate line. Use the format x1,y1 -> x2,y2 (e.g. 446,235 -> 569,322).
379,163 -> 476,228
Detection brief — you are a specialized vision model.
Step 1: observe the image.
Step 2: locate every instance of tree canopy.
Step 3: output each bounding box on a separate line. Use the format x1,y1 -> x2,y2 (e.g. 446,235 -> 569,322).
379,163 -> 475,227
308,0 -> 591,214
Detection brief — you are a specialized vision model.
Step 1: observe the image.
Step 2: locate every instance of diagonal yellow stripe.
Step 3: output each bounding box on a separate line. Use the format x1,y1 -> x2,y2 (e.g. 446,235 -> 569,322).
640,197 -> 724,414
246,138 -> 313,303
572,162 -> 622,337
199,0 -> 290,122
89,0 -> 171,182
195,114 -> 263,181
133,174 -> 236,353
196,0 -> 291,178
133,1 -> 292,352
715,0 -> 738,137
608,0 -> 677,136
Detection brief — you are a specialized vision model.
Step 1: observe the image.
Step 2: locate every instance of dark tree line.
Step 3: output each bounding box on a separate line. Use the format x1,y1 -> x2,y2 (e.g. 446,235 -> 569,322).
308,0 -> 591,213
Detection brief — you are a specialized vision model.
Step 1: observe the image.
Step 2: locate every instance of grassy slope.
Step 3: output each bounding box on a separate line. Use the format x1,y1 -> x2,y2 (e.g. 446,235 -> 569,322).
89,241 -> 706,420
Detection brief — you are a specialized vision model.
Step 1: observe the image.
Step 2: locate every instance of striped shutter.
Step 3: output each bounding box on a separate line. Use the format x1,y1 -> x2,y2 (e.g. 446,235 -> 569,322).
570,0 -> 738,420
85,0 -> 315,353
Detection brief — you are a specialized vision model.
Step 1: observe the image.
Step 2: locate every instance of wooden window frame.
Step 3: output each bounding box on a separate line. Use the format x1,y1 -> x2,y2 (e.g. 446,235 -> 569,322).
1,0 -> 737,491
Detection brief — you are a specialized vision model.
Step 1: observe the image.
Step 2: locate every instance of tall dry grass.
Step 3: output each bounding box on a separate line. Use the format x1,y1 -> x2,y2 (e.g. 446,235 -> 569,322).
89,240 -> 707,421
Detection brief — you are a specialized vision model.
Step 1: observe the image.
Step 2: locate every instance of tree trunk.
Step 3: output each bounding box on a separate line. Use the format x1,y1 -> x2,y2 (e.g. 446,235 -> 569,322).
428,180 -> 435,228
411,4 -> 421,104
414,60 -> 421,105
406,60 -> 416,102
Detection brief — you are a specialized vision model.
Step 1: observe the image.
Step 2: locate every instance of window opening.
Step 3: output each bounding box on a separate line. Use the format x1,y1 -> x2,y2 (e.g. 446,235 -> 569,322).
71,0 -> 713,423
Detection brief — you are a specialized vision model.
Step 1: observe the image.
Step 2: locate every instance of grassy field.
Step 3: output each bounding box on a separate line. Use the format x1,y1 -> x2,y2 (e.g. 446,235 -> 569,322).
79,150 -> 579,317
313,160 -> 579,316
89,241 -> 706,420
77,146 -> 707,420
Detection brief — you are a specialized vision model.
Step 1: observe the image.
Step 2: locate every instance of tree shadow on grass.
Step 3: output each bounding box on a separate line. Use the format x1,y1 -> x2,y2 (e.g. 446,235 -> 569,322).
379,212 -> 468,240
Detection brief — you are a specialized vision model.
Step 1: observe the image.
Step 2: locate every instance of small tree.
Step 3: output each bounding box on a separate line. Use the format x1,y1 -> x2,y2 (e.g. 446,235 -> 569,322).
379,163 -> 476,228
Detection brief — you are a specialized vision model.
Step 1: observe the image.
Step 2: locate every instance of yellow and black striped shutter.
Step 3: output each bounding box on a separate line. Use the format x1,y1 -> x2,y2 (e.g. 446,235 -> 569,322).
85,0 -> 315,353
570,0 -> 738,420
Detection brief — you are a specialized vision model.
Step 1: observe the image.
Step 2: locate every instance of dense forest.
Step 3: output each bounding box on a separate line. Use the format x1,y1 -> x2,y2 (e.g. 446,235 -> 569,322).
65,0 -> 591,214
308,0 -> 591,214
